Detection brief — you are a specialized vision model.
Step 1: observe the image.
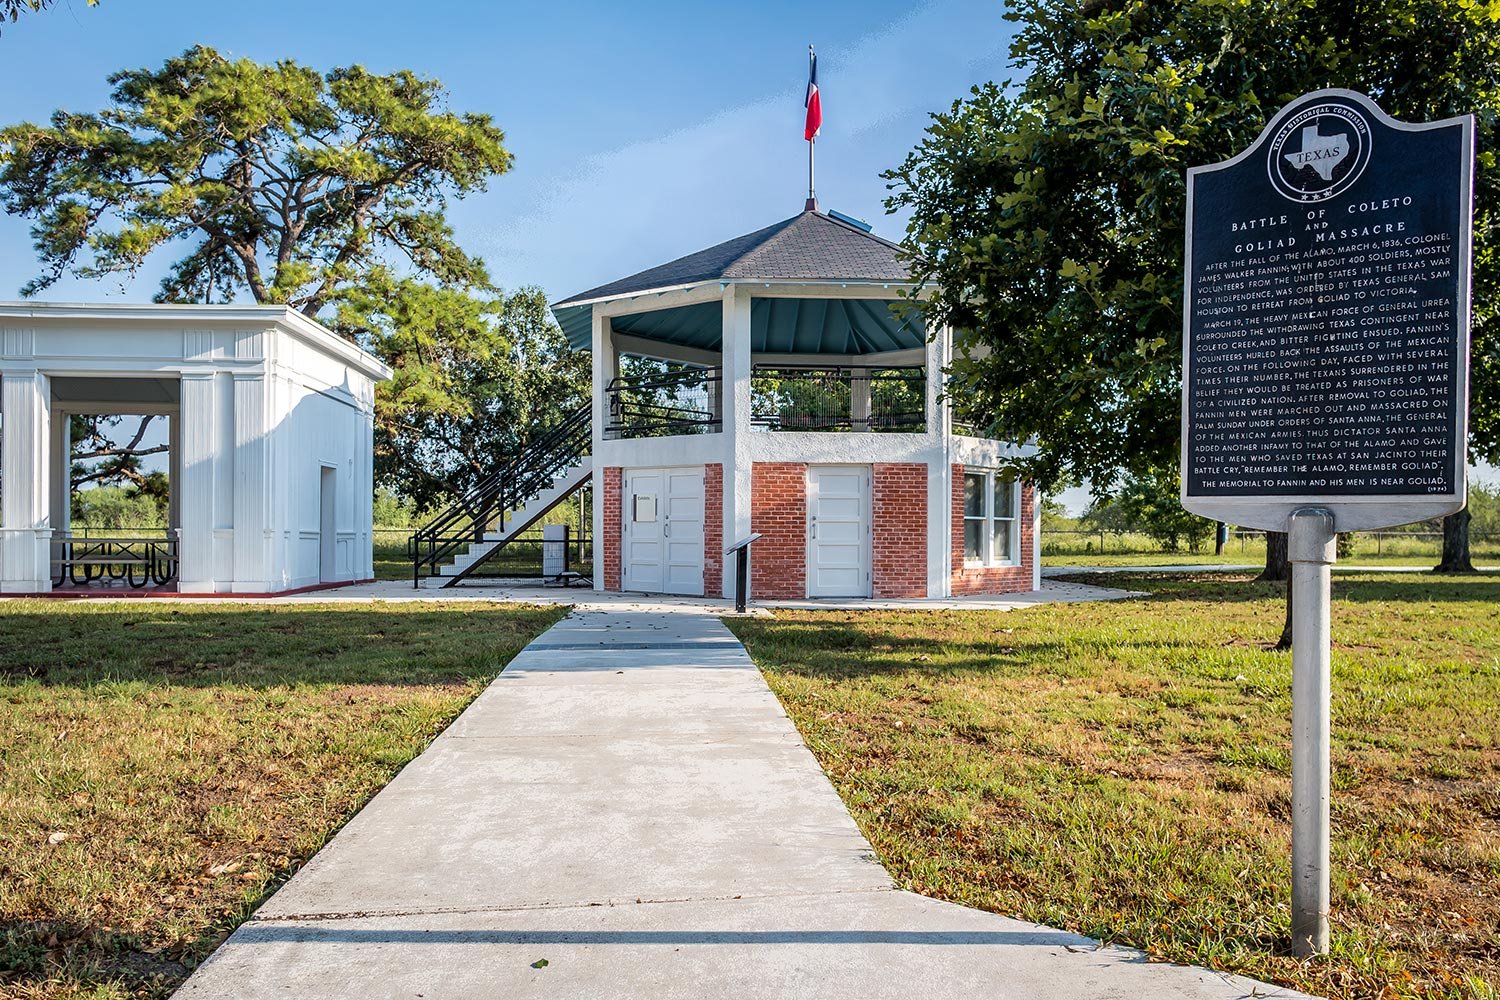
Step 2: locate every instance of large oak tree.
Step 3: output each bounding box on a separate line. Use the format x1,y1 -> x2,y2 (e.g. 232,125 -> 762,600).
887,0 -> 1500,573
0,46 -> 584,505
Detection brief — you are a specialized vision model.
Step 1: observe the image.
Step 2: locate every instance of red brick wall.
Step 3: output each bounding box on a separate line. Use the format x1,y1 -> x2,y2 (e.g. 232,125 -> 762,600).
872,463 -> 927,598
750,462 -> 807,600
602,466 -> 622,591
703,463 -> 723,598
950,463 -> 1035,596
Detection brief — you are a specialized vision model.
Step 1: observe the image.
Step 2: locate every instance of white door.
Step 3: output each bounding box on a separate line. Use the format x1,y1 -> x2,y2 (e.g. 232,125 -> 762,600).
807,465 -> 870,598
622,467 -> 705,596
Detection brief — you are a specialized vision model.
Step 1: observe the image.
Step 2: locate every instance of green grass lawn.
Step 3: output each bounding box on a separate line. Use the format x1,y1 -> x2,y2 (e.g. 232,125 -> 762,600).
0,600 -> 565,1000
727,572 -> 1500,1000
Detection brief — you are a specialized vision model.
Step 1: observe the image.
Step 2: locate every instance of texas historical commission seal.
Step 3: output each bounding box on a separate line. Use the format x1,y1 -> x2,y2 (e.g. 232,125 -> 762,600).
1266,100 -> 1372,202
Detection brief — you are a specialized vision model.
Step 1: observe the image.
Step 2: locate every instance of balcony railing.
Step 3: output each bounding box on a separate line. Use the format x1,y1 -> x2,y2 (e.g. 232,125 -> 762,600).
602,363 -> 937,438
605,366 -> 722,439
751,365 -> 926,432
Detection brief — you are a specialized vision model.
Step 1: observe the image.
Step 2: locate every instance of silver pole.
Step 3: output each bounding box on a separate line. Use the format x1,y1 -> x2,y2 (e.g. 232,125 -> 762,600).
1288,506 -> 1336,956
809,137 -> 815,204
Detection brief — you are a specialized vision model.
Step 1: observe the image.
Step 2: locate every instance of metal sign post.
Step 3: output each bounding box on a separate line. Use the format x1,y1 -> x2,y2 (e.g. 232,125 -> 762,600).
1181,90 -> 1474,955
1288,507 -> 1335,953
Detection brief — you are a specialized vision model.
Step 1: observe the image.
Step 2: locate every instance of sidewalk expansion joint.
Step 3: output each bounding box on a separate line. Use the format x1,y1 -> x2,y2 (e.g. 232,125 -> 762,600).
250,886 -> 900,924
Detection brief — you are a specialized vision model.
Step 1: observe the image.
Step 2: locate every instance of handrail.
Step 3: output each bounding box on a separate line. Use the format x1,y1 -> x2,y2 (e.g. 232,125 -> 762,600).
605,366 -> 722,439
410,403 -> 592,586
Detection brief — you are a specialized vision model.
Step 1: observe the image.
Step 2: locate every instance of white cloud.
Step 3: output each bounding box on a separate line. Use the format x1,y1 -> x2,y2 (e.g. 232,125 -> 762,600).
476,0 -> 1012,298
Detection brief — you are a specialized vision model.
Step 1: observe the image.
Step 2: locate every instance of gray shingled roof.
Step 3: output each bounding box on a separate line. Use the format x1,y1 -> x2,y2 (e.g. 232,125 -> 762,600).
554,210 -> 911,306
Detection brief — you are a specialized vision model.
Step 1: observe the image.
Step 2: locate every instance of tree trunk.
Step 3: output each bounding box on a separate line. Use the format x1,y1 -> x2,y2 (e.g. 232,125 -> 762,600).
1433,506 -> 1475,573
1275,577 -> 1293,651
1258,530 -> 1289,582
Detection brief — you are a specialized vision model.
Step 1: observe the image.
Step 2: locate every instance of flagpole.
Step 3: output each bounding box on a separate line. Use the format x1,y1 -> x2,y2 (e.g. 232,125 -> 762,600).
806,44 -> 817,212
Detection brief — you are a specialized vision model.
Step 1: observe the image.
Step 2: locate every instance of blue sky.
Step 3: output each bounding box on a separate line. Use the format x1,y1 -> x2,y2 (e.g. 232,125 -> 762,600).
3,1 -> 1487,507
0,0 -> 1014,303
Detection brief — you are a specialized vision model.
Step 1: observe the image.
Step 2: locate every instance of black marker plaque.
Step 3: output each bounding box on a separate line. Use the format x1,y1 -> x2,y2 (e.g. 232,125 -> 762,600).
1182,89 -> 1472,531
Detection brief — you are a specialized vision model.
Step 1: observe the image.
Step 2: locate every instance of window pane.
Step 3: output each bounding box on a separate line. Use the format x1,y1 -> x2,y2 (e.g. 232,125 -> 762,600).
964,519 -> 984,560
993,476 -> 1016,519
964,474 -> 986,517
992,518 -> 1013,562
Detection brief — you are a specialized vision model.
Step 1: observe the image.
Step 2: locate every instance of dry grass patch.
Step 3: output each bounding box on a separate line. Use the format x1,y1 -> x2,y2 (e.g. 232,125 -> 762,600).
0,600 -> 564,999
727,573 -> 1499,1000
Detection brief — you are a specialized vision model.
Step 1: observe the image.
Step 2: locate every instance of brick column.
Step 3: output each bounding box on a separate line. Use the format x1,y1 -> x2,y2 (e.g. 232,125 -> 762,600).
703,463 -> 723,597
602,466 -> 622,592
872,463 -> 927,598
750,462 -> 806,600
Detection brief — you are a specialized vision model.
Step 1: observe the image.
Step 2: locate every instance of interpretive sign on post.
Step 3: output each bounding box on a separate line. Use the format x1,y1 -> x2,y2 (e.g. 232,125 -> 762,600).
1180,89 -> 1474,958
1182,88 -> 1473,531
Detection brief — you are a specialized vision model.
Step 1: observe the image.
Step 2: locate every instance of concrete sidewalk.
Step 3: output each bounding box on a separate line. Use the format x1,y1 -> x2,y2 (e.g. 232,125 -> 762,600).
176,607 -> 1306,1000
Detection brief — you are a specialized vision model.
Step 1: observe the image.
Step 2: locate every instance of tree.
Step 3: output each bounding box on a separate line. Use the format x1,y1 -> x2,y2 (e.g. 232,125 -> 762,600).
0,46 -> 524,502
337,274 -> 589,510
0,45 -> 508,310
886,0 -> 1500,578
69,414 -> 168,493
1082,466 -> 1215,552
1,0 -> 97,34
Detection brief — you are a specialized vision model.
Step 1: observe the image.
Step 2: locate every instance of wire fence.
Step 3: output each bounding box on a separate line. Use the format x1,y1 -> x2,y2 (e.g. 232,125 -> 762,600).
1043,528 -> 1500,561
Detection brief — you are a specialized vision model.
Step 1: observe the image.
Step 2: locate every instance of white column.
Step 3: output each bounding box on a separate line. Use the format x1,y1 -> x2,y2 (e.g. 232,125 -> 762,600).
850,374 -> 871,432
361,394 -> 375,580
231,373 -> 269,592
590,310 -> 615,591
721,284 -> 753,598
927,323 -> 954,597
1,369 -> 52,592
177,372 -> 218,592
167,410 -> 182,535
48,407 -> 70,535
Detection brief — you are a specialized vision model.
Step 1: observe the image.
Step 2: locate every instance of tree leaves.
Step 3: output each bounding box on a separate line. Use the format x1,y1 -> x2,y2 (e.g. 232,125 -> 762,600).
334,274 -> 589,508
0,45 -> 510,315
887,0 -> 1500,498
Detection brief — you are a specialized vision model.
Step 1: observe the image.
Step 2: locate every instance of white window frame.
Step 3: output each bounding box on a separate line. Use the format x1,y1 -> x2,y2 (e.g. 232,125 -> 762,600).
963,470 -> 1021,568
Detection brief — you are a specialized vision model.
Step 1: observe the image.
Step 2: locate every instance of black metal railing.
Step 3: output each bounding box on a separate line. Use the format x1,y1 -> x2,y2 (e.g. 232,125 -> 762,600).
51,533 -> 178,588
605,366 -> 722,439
410,403 -> 592,587
750,365 -> 927,432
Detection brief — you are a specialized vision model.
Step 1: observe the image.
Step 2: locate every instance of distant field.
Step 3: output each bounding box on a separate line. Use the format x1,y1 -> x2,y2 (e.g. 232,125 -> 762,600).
730,572 -> 1500,1000
375,528 -> 592,583
1042,529 -> 1499,569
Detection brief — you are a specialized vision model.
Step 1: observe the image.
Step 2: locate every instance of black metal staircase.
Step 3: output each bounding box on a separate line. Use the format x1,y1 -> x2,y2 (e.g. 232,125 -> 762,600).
409,404 -> 592,587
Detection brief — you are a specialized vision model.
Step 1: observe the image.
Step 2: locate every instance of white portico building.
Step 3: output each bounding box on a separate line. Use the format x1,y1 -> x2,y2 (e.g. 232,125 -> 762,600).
0,303 -> 390,595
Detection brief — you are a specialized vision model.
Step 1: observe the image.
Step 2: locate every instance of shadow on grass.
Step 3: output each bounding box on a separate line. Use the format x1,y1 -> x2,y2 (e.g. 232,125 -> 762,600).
0,917 -> 194,997
0,603 -> 566,690
731,619 -> 1219,683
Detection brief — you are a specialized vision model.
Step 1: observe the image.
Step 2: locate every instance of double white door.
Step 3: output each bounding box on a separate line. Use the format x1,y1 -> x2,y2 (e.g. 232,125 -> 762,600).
807,465 -> 871,598
622,467 -> 705,596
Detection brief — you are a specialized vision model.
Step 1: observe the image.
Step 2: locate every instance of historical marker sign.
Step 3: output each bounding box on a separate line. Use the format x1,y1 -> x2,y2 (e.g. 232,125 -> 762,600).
1181,89 -> 1474,531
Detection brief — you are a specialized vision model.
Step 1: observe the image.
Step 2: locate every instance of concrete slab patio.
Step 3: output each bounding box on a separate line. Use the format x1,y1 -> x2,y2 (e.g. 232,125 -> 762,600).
175,605 -> 1307,999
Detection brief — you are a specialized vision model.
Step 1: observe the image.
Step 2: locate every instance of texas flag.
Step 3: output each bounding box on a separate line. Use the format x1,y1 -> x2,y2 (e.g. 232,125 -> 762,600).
804,51 -> 822,141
